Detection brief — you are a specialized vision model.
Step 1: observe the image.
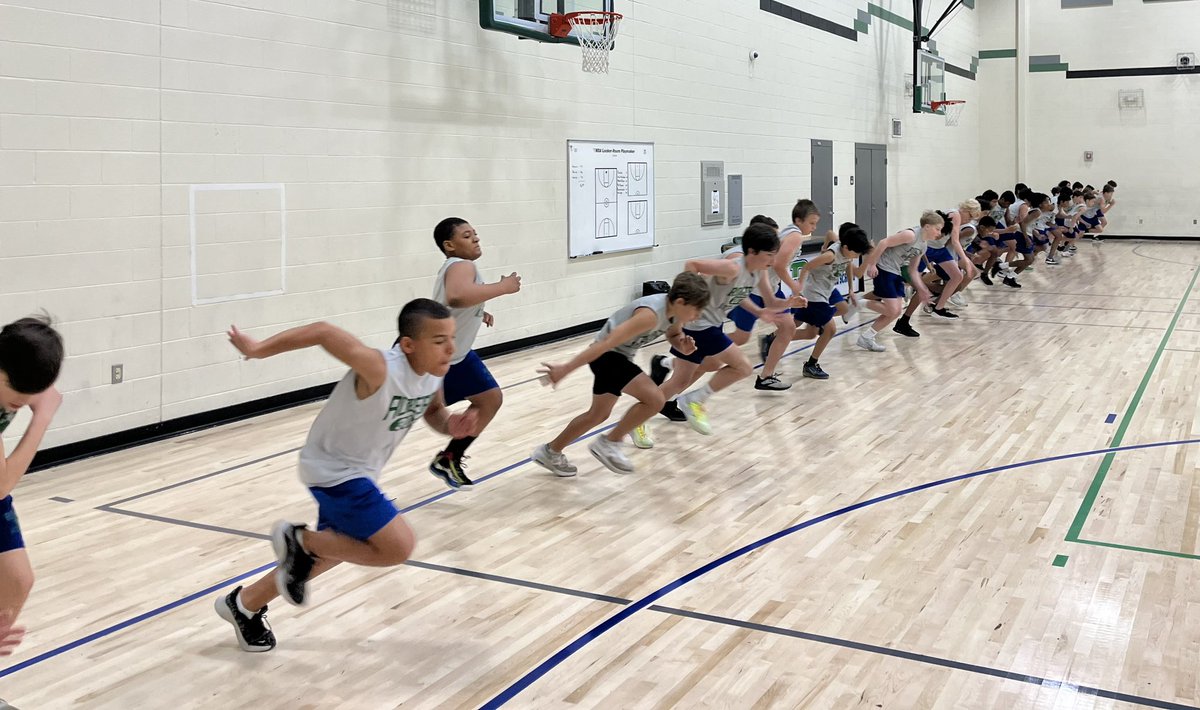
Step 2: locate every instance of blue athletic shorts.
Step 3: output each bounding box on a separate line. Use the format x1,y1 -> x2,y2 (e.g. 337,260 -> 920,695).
926,246 -> 954,264
793,300 -> 836,327
442,350 -> 499,405
670,325 -> 733,364
0,496 -> 24,553
310,478 -> 400,542
727,293 -> 765,333
829,289 -> 846,305
1081,214 -> 1101,228
873,270 -> 907,299
1015,233 -> 1033,255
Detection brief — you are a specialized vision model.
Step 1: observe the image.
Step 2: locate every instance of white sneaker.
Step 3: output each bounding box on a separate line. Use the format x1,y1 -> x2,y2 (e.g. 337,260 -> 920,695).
588,436 -> 634,474
531,443 -> 578,477
949,293 -> 968,308
630,423 -> 654,449
856,331 -> 887,352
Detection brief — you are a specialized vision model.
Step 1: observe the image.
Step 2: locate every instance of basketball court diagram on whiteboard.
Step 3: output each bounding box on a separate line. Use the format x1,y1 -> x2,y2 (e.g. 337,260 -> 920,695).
567,140 -> 654,258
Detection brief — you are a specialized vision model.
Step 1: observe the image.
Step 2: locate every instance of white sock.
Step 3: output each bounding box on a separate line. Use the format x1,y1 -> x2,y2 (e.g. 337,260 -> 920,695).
683,384 -> 715,404
235,590 -> 256,617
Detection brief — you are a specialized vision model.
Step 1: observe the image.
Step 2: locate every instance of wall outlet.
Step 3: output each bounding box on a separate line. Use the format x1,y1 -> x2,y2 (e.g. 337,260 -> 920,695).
111,364 -> 123,384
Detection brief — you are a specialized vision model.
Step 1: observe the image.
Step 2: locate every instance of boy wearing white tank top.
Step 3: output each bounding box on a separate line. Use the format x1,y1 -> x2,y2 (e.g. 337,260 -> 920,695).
215,300 -> 475,652
430,218 -> 522,490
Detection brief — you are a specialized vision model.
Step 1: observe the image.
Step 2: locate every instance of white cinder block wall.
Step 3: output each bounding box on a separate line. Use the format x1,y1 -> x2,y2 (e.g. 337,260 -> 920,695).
982,0 -> 1200,237
1,0 -> 980,451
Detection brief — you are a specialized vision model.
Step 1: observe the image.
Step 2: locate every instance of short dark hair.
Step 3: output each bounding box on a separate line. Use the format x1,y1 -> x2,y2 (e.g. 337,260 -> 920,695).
1085,184 -> 1095,191
433,217 -> 468,255
935,211 -> 954,236
791,199 -> 819,223
1051,186 -> 1060,196
0,316 -> 64,394
1000,191 -> 1016,204
1106,180 -> 1118,188
1102,184 -> 1115,194
668,271 -> 710,308
1016,188 -> 1034,202
1072,182 -> 1084,190
978,215 -> 997,229
1015,182 -> 1028,193
1057,191 -> 1072,204
1058,180 -> 1070,188
837,223 -> 871,255
1072,190 -> 1084,198
977,198 -> 994,212
981,189 -> 999,201
749,214 -> 778,229
397,298 -> 451,340
741,222 -> 780,254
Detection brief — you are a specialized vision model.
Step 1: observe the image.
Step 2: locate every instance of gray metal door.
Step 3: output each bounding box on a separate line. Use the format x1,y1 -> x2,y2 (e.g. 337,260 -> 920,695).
811,139 -> 834,235
870,147 -> 887,239
854,143 -> 887,241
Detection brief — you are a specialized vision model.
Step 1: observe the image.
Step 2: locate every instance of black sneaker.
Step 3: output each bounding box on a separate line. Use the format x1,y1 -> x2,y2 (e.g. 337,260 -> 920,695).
990,262 -> 1001,278
215,586 -> 277,652
931,307 -> 959,319
649,354 -> 670,386
430,451 -> 474,490
754,374 -> 791,390
802,361 -> 829,380
893,319 -> 920,338
1002,276 -> 1023,289
979,269 -> 993,286
758,333 -> 775,363
660,399 -> 687,422
271,522 -> 316,607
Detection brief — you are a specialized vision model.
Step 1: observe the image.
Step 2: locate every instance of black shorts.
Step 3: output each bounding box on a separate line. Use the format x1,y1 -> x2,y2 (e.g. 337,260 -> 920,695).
589,351 -> 645,396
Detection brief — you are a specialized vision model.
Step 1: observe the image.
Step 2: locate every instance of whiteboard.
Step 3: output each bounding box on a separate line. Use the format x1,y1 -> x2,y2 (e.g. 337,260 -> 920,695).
567,140 -> 655,258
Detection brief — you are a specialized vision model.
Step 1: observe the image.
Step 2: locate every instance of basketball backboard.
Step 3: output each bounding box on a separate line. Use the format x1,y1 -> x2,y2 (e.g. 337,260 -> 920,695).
480,0 -> 615,44
914,50 -> 946,113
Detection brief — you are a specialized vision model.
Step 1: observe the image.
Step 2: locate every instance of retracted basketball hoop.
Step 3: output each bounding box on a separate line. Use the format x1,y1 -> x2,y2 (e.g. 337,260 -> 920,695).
549,11 -> 622,74
930,100 -> 966,126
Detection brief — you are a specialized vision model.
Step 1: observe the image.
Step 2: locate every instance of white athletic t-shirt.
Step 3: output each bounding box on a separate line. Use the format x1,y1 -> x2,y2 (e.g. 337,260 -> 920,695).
433,257 -> 485,366
298,347 -> 441,488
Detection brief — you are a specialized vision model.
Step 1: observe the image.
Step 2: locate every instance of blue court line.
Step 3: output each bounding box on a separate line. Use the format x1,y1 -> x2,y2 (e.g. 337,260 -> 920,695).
1106,413 -> 1118,424
1,319 -> 874,680
481,436 -> 1200,709
0,561 -> 275,680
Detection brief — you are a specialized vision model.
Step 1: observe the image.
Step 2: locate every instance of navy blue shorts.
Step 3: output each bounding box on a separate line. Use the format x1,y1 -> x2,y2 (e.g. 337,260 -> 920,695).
873,270 -> 907,299
926,246 -> 954,264
727,293 -> 766,333
1015,233 -> 1033,255
1081,214 -> 1101,228
794,300 -> 836,327
443,350 -> 498,405
0,497 -> 24,553
829,289 -> 845,305
670,326 -> 732,364
310,478 -> 400,542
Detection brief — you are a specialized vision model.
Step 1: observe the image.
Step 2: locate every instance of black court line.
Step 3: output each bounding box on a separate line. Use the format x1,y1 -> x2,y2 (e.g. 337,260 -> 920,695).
651,607 -> 1200,710
78,503 -> 1198,709
97,505 -> 272,540
962,316 -> 1164,332
969,300 -> 1178,314
1132,246 -> 1200,266
103,447 -> 304,508
1004,289 -> 1183,301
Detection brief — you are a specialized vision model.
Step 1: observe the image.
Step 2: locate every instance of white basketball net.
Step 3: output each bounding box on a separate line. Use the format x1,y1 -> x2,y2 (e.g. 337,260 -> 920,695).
942,101 -> 965,126
568,12 -> 622,74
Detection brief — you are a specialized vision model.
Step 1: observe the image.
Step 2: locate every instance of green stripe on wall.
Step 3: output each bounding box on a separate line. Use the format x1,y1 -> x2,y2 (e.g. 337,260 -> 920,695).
1030,62 -> 1069,72
979,48 -> 1017,59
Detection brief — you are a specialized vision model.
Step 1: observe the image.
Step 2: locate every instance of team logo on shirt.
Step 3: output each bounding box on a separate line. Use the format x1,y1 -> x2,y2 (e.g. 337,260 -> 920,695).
384,395 -> 434,432
725,286 -> 755,307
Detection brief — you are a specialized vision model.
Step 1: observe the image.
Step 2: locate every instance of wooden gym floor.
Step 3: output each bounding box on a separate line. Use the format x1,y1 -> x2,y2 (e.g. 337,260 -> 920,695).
3,240 -> 1200,709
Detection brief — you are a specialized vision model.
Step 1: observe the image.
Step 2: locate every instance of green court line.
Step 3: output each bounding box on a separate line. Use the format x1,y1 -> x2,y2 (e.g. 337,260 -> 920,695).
1070,537 -> 1200,561
1052,554 -> 1069,567
1065,266 -> 1200,547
